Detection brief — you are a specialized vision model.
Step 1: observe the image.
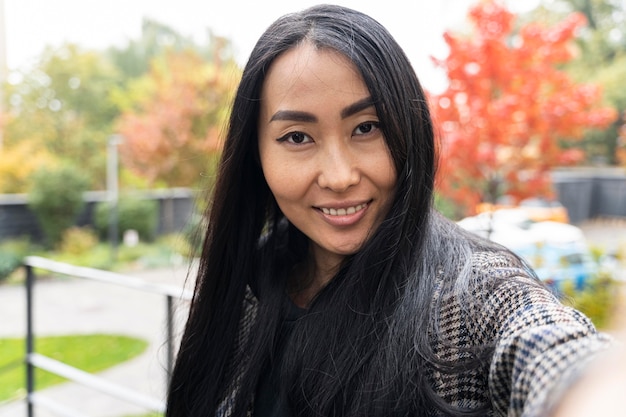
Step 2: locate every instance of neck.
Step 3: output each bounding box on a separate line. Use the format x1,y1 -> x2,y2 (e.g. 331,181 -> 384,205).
288,248 -> 343,308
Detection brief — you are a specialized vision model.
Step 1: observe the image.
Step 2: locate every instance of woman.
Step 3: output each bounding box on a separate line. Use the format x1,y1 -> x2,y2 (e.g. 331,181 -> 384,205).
166,5 -> 610,416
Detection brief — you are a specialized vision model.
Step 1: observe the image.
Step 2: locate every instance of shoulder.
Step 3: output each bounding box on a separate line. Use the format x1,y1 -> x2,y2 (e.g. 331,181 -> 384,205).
433,248 -> 591,348
432,249 -> 612,415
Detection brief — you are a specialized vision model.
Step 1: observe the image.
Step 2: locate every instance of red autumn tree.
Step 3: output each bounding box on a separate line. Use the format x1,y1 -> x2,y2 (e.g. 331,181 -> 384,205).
116,49 -> 240,187
430,0 -> 617,216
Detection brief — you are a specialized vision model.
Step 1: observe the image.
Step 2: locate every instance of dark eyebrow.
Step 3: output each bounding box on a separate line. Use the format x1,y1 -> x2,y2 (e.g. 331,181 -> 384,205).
269,110 -> 317,123
340,96 -> 375,119
269,96 -> 375,123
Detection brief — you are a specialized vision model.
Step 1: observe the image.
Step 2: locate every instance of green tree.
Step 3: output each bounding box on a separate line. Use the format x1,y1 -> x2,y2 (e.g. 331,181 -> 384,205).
1,19 -> 239,193
2,44 -> 122,191
107,19 -> 235,80
531,0 -> 626,164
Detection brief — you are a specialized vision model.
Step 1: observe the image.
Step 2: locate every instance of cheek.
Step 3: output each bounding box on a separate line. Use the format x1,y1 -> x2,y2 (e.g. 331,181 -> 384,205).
374,155 -> 398,218
265,175 -> 294,203
372,152 -> 397,193
380,164 -> 397,190
261,157 -> 308,204
380,172 -> 398,213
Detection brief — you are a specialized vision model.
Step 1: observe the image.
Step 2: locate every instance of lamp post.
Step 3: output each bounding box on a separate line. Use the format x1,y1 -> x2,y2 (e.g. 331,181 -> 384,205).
0,0 -> 7,150
107,134 -> 122,263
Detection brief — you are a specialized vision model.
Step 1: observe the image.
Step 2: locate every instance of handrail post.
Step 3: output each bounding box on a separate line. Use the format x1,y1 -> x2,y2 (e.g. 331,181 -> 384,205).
25,263 -> 35,417
19,256 -> 189,414
166,294 -> 174,381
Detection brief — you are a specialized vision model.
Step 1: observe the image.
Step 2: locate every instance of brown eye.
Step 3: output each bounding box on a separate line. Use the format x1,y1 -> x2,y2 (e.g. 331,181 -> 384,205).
277,131 -> 312,144
354,122 -> 380,136
290,132 -> 306,143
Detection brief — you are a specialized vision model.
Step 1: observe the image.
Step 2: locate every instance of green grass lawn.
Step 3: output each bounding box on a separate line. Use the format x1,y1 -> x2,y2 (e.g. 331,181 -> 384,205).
0,334 -> 148,403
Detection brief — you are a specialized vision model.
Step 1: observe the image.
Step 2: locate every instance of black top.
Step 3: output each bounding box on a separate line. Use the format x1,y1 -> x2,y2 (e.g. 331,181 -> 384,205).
253,299 -> 307,417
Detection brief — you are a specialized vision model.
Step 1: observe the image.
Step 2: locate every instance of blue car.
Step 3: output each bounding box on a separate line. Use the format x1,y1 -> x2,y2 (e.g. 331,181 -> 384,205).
458,209 -> 597,293
512,242 -> 596,292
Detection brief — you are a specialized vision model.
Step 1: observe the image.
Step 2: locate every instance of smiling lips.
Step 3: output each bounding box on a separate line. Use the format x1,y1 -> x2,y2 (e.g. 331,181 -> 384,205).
317,202 -> 369,227
318,202 -> 369,217
320,203 -> 368,216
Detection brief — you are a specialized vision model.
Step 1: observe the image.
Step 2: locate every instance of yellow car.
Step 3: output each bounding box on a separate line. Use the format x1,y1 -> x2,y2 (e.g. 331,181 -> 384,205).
476,197 -> 569,224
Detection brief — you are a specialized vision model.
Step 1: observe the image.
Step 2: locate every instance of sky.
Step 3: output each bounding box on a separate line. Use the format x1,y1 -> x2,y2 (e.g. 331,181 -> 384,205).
1,0 -> 540,93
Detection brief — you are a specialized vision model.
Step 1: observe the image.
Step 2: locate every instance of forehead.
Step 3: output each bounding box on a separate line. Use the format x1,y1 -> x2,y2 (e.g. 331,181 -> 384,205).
260,43 -> 369,107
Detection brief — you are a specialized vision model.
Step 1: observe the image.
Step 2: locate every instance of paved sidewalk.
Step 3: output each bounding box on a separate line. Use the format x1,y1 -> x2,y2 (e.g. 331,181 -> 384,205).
0,261 -> 196,417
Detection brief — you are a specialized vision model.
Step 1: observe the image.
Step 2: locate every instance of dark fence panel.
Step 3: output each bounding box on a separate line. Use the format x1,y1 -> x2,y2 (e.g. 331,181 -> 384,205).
594,177 -> 626,218
0,194 -> 43,241
552,168 -> 626,224
552,177 -> 594,224
154,189 -> 196,235
0,188 -> 197,242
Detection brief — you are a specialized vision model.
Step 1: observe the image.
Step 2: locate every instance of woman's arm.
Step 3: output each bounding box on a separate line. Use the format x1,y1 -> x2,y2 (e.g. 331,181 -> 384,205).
549,324 -> 626,416
461,254 -> 613,416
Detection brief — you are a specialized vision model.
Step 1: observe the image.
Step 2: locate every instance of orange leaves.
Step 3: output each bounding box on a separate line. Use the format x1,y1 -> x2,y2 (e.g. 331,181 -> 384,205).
519,12 -> 587,64
468,0 -> 515,39
116,50 -> 239,187
431,0 -> 617,214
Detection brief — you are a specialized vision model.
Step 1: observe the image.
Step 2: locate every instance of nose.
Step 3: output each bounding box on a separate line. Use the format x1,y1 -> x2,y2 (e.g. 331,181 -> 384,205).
317,141 -> 360,192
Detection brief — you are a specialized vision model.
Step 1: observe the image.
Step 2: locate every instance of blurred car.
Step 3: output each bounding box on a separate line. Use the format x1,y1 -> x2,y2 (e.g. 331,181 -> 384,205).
518,198 -> 570,223
458,209 -> 594,292
476,197 -> 569,224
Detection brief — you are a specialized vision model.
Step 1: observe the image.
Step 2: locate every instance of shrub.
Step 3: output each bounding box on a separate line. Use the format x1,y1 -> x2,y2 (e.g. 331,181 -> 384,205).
0,251 -> 22,283
435,192 -> 464,221
588,244 -> 605,264
561,272 -> 621,330
0,238 -> 31,283
94,196 -> 158,242
158,233 -> 193,259
58,227 -> 99,255
181,212 -> 206,257
27,164 -> 90,247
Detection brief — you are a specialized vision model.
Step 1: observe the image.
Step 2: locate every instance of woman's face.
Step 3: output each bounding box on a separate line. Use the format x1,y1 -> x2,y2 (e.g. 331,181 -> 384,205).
258,43 -> 397,272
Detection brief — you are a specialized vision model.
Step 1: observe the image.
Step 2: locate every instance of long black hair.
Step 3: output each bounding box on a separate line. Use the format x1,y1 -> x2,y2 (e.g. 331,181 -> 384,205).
166,5 -> 514,416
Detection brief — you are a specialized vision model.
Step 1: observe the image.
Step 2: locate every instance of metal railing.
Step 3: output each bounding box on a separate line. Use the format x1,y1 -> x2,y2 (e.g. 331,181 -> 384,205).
23,256 -> 193,417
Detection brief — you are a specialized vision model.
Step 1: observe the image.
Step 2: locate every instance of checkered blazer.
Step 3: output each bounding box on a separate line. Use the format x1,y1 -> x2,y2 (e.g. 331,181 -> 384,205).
215,251 -> 611,416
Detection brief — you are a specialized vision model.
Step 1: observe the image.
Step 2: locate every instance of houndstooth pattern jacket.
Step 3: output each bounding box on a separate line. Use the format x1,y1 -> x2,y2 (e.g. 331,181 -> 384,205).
215,251 -> 611,416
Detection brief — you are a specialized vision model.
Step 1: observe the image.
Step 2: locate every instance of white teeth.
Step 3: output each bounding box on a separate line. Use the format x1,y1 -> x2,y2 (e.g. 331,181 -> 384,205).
321,204 -> 366,216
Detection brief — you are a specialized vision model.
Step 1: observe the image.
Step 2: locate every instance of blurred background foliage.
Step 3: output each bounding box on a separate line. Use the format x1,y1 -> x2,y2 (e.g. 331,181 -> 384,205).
93,196 -> 159,242
527,0 -> 626,166
430,0 -> 622,216
27,164 -> 90,247
0,0 -> 624,208
0,18 -> 240,193
0,1 -> 624,201
0,0 -> 625,245
0,0 -> 624,330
